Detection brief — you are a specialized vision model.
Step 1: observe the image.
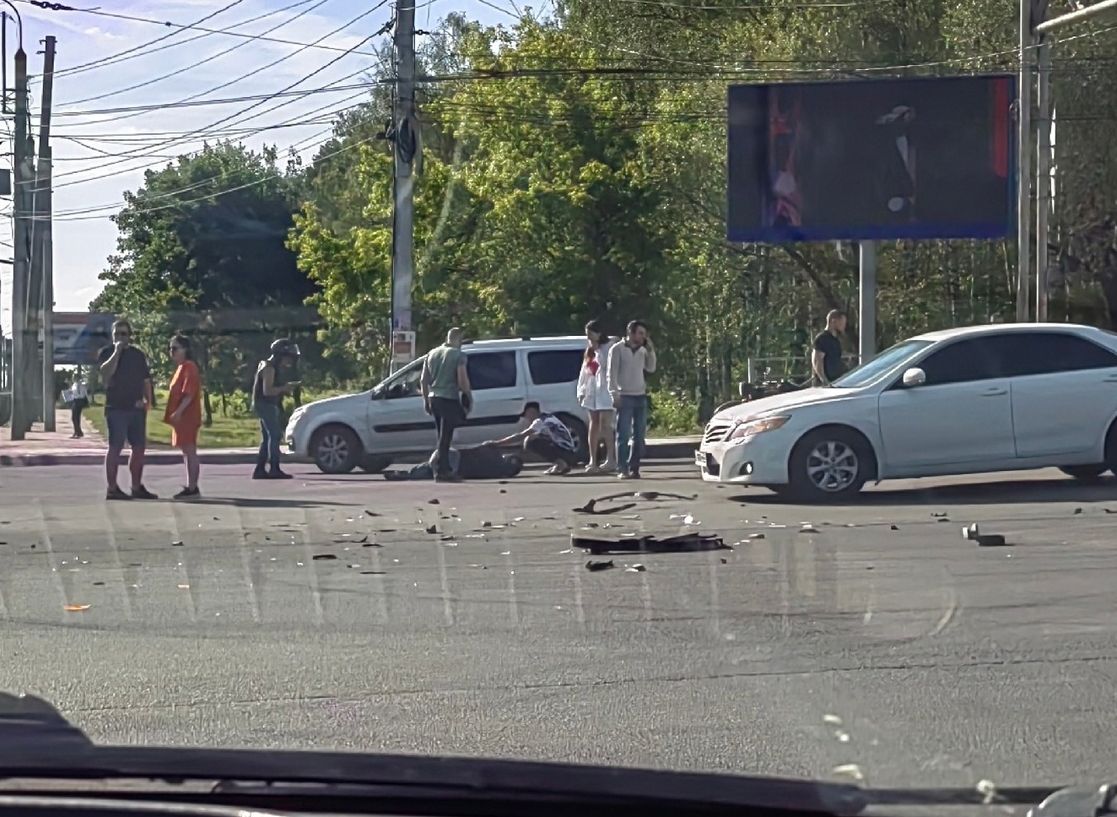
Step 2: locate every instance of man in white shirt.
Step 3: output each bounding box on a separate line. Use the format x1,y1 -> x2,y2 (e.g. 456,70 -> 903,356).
607,320 -> 657,479
483,402 -> 579,476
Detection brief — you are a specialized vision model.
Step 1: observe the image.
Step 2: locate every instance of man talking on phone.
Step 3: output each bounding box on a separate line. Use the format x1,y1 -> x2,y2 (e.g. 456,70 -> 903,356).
252,338 -> 301,480
608,320 -> 657,480
99,319 -> 157,500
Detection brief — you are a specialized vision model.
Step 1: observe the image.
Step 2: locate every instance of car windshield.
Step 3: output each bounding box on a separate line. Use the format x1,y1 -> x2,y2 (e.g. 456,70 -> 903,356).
5,0 -> 1111,799
830,339 -> 932,388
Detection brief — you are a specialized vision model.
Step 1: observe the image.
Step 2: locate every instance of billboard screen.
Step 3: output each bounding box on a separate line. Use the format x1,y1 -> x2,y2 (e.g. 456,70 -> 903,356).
53,312 -> 114,366
727,75 -> 1015,243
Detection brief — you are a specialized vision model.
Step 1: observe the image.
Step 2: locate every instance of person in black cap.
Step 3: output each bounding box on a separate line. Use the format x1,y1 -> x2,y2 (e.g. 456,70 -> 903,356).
252,338 -> 301,479
483,402 -> 579,475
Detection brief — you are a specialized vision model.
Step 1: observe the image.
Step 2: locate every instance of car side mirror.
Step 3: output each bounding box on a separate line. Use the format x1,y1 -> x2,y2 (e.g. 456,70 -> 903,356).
902,367 -> 927,388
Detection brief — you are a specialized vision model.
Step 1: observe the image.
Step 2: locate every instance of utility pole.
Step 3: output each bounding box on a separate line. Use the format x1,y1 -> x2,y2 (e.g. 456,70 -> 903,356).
1035,35 -> 1051,323
1015,0 -> 1033,323
389,0 -> 417,372
9,43 -> 30,438
37,35 -> 56,429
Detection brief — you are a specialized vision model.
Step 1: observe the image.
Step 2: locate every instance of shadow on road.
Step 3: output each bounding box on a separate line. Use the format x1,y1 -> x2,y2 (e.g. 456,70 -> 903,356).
731,477 -> 1117,506
187,497 -> 352,508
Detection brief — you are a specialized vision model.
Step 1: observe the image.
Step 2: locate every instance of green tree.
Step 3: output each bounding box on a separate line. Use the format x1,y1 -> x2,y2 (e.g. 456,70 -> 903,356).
92,141 -> 318,417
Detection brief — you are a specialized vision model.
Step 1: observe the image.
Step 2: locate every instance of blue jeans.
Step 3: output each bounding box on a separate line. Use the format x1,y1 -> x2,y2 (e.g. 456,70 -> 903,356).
616,395 -> 648,474
255,402 -> 283,471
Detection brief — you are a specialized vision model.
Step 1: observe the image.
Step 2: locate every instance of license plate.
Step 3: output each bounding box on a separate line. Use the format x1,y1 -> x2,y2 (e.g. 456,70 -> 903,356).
694,450 -> 705,467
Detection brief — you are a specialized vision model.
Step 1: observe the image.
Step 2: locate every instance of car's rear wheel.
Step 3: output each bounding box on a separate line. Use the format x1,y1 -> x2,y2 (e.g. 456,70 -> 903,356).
359,455 -> 393,474
1059,464 -> 1107,481
787,427 -> 874,502
311,424 -> 362,474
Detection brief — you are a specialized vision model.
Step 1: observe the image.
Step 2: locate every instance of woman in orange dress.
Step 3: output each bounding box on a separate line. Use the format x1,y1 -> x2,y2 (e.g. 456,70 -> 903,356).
165,335 -> 203,499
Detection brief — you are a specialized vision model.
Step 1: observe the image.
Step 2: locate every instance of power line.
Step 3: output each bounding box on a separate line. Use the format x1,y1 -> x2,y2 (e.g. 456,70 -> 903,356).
18,0 -> 385,61
57,0 -> 331,107
46,0 -> 318,81
42,0 -> 250,79
49,130 -> 386,223
51,89 -> 376,212
45,63 -> 380,190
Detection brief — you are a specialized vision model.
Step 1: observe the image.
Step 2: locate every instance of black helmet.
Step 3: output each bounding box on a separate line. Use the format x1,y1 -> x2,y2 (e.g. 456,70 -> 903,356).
269,338 -> 300,358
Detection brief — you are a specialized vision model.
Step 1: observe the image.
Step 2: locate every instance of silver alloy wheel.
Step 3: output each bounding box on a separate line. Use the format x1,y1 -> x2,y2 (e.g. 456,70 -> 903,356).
317,432 -> 350,470
805,439 -> 859,493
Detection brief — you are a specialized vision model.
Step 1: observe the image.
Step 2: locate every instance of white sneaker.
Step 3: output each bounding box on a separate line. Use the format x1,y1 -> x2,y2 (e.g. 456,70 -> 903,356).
617,471 -> 632,480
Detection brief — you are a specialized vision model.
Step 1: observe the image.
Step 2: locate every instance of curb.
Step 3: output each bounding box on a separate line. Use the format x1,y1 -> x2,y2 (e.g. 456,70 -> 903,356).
0,440 -> 700,468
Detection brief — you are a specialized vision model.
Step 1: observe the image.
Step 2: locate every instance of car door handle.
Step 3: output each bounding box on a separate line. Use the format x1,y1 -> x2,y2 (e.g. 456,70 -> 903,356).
979,388 -> 1007,397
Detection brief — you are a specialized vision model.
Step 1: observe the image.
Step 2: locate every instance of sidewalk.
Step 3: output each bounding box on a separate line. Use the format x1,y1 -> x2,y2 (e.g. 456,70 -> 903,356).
1,409 -> 700,467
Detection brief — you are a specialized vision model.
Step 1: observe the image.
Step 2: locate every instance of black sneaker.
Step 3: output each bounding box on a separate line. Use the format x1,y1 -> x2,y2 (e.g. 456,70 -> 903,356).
267,470 -> 294,480
434,473 -> 462,483
131,485 -> 159,500
174,487 -> 200,500
106,486 -> 131,501
252,468 -> 269,480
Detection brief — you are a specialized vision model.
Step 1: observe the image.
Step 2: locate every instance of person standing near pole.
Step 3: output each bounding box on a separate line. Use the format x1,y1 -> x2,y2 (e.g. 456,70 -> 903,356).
99,319 -> 156,500
252,339 -> 300,480
608,320 -> 656,481
67,370 -> 89,439
421,327 -> 473,483
811,309 -> 848,386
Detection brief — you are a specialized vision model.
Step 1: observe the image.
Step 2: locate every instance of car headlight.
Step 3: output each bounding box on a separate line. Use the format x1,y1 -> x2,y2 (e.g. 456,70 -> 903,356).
729,415 -> 790,440
287,406 -> 307,426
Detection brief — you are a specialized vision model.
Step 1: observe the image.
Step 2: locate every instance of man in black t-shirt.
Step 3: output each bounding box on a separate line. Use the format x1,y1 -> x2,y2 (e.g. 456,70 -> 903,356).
811,309 -> 848,386
98,319 -> 156,501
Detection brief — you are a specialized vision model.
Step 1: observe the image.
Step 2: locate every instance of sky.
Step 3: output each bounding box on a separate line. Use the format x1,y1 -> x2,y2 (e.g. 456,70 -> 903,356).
0,0 -> 520,335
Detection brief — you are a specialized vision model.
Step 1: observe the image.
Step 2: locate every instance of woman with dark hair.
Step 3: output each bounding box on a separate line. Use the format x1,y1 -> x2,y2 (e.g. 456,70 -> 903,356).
165,334 -> 203,499
576,319 -> 616,474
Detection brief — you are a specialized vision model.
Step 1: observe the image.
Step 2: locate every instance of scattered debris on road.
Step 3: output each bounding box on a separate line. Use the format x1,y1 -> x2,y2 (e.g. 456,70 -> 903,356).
626,563 -> 647,573
171,540 -> 184,547
63,603 -> 91,612
572,531 -> 729,555
799,524 -> 819,534
312,554 -> 338,561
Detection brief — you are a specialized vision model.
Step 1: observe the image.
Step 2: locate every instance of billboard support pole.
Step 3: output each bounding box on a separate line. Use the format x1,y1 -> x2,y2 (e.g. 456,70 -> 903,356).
1016,0 -> 1033,323
858,241 -> 877,365
1035,36 -> 1051,323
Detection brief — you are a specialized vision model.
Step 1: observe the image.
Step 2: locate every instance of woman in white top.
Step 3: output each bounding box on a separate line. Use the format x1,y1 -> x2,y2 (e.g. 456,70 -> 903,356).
576,320 -> 617,474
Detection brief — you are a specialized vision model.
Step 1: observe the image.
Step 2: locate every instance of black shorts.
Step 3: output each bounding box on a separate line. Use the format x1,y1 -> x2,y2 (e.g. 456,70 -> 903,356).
106,408 -> 146,449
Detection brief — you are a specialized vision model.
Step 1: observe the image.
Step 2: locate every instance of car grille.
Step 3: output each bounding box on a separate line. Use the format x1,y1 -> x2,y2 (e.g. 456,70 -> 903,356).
703,421 -> 733,445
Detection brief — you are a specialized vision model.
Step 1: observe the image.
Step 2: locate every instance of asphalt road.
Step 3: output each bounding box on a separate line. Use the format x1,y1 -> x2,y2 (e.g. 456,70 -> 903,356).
2,460 -> 1117,792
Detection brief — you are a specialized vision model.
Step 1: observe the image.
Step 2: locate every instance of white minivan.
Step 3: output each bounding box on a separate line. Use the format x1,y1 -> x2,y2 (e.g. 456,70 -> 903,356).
286,336 -> 591,473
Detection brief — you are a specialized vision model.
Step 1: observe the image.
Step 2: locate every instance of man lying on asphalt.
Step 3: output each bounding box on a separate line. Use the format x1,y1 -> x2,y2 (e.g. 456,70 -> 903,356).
483,402 -> 579,475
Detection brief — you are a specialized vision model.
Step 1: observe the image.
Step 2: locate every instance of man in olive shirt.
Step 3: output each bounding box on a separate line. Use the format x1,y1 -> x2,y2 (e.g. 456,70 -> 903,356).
421,328 -> 473,482
98,319 -> 157,500
812,309 -> 848,386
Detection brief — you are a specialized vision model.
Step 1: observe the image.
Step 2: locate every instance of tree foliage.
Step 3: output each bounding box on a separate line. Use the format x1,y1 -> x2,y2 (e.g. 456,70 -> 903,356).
96,1 -> 1117,421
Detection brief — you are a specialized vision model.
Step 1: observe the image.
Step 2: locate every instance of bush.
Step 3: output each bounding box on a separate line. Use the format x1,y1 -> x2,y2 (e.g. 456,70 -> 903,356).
648,389 -> 699,436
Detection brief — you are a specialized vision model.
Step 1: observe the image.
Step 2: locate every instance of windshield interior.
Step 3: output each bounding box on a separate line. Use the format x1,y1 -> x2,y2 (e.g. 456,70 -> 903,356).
830,339 -> 932,388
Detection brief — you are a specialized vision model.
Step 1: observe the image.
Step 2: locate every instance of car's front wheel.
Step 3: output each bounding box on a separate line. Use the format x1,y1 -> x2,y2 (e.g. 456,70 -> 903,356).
1059,464 -> 1107,481
311,424 -> 362,474
787,427 -> 873,502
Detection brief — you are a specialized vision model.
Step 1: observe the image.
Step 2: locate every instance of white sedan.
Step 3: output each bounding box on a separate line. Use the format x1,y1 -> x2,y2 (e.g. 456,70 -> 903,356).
697,323 -> 1117,500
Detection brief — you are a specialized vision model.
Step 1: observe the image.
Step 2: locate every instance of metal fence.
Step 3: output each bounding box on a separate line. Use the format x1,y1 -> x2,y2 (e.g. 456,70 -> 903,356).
744,353 -> 860,385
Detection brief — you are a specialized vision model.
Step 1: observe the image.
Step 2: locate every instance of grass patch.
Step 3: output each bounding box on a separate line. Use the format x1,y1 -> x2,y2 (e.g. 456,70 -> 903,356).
81,386 -> 346,449
83,404 -> 262,449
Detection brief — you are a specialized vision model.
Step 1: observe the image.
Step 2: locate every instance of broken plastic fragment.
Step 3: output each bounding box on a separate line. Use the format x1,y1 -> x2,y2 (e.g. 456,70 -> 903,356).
626,563 -> 647,572
585,559 -> 615,572
63,603 -> 91,612
823,714 -> 843,726
832,764 -> 864,783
